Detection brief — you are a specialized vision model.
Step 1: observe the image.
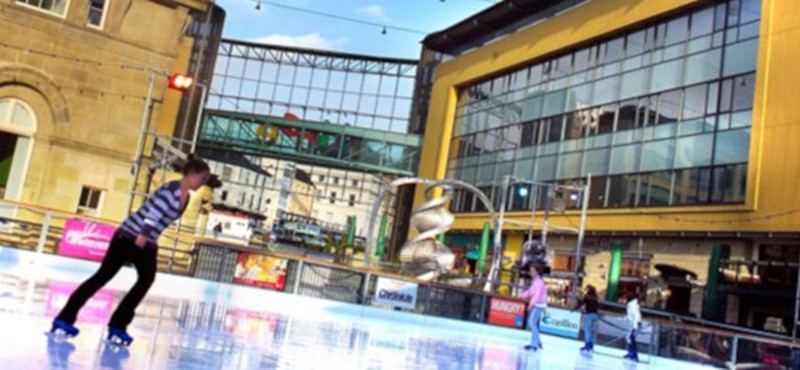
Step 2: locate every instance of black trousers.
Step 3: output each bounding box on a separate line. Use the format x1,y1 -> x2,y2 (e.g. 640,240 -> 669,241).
55,231 -> 157,330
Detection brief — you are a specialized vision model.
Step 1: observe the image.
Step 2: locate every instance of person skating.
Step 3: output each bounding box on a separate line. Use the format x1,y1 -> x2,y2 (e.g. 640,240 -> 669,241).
573,285 -> 599,353
624,292 -> 642,362
50,158 -> 211,346
519,263 -> 547,352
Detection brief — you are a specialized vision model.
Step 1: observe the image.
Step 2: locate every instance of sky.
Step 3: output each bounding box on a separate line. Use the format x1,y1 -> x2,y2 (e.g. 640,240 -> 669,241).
215,0 -> 498,59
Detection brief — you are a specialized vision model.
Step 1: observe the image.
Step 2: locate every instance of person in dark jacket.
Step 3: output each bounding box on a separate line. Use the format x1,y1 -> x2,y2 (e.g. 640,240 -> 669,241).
50,158 -> 210,346
573,285 -> 600,353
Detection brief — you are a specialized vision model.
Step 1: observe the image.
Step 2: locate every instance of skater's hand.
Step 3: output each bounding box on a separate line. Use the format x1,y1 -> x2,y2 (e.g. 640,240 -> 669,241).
135,234 -> 147,248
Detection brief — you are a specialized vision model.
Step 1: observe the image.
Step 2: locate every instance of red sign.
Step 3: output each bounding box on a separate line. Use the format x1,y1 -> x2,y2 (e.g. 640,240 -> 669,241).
487,297 -> 526,328
233,252 -> 288,291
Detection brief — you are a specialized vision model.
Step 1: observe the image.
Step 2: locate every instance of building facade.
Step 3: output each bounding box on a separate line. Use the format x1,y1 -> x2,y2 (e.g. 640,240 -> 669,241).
0,0 -> 220,221
415,0 -> 798,333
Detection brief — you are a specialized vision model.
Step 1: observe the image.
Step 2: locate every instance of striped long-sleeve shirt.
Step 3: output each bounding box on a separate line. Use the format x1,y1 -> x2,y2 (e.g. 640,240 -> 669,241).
120,181 -> 185,243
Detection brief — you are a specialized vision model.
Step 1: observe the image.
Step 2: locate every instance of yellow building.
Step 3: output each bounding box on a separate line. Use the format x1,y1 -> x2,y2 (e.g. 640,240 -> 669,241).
415,0 -> 796,331
0,0 -> 222,221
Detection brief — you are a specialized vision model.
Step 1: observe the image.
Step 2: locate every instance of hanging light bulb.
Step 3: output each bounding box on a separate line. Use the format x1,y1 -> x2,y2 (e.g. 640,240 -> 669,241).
381,26 -> 387,35
255,1 -> 261,10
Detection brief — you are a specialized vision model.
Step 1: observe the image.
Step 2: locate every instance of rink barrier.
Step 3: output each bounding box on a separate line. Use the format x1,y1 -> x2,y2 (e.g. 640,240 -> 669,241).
1,199 -> 799,368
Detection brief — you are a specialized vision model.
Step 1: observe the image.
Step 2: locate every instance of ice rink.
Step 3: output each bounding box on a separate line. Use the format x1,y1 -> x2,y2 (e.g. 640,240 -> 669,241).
0,246 -> 713,370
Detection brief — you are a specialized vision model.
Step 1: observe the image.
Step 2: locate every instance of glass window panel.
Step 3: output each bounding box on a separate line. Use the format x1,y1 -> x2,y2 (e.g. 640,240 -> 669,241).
574,48 -> 591,72
729,0 -> 742,26
679,118 -> 706,136
602,37 -> 625,64
608,174 -> 638,207
741,0 -> 761,24
641,139 -> 676,172
712,164 -> 747,203
674,168 -> 699,204
584,148 -> 610,177
731,110 -> 752,128
534,155 -> 557,181
714,128 -> 750,165
640,171 -> 672,206
650,59 -> 683,93
515,158 -> 535,180
666,16 -> 689,45
674,133 -> 714,168
543,90 -> 567,117
564,113 -> 585,140
732,73 -> 756,111
620,69 -> 647,100
610,143 -> 641,174
565,84 -> 593,112
529,64 -> 544,86
593,76 -> 620,106
617,100 -> 639,131
723,38 -> 759,77
627,30 -> 646,57
558,152 -> 582,179
588,176 -> 608,208
544,117 -> 563,143
714,3 -> 728,31
687,35 -> 713,54
478,163 -> 496,183
683,84 -> 708,120
691,7 -> 715,38
684,48 -> 722,86
719,79 -> 733,112
521,94 -> 544,121
657,90 -> 681,125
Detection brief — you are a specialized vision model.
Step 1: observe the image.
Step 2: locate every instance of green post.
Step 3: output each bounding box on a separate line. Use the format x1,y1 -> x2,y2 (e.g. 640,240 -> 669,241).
376,214 -> 388,258
438,232 -> 446,244
478,221 -> 491,274
605,240 -> 623,302
703,244 -> 723,321
346,216 -> 356,246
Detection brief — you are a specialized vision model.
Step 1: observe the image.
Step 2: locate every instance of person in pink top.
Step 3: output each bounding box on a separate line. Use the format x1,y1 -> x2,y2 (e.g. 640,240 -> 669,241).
519,263 -> 547,351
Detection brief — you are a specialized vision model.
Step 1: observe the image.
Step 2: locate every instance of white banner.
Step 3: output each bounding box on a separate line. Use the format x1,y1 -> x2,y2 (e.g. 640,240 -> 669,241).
540,307 -> 582,338
374,277 -> 418,310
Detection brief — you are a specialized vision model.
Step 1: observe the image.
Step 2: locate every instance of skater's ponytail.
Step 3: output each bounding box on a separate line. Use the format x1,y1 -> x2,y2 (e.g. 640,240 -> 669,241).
183,157 -> 210,175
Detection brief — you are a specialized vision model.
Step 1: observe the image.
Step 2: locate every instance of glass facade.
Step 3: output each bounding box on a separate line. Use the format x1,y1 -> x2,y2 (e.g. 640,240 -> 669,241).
447,0 -> 760,212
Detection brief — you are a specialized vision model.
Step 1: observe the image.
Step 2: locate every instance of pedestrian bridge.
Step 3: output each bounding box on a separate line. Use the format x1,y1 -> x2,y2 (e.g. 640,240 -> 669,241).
197,109 -> 421,176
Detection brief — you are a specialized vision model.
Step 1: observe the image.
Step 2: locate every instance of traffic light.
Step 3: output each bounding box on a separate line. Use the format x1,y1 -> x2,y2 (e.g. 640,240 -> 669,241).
168,73 -> 193,91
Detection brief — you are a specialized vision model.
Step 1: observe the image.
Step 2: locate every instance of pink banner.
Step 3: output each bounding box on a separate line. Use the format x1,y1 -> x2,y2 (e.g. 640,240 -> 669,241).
44,281 -> 114,324
58,218 -> 116,261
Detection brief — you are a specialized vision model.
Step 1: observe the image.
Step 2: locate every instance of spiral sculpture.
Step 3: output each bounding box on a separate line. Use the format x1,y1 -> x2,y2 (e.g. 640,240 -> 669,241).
399,183 -> 456,273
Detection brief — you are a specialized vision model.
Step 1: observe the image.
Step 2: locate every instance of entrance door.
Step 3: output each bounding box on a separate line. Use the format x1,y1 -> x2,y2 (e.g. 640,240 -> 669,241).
0,98 -> 36,204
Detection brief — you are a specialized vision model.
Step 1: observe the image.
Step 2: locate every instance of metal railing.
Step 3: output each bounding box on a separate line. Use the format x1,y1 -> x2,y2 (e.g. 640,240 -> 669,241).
2,199 -> 800,369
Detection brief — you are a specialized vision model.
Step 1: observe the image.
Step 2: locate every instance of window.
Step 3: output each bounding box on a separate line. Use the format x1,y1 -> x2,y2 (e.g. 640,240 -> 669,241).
17,0 -> 69,16
221,190 -> 228,201
352,180 -> 359,187
222,166 -> 232,181
621,256 -> 651,277
333,177 -> 339,185
77,186 -> 103,216
330,192 -> 336,204
87,0 -> 108,28
348,194 -> 356,207
318,175 -> 325,182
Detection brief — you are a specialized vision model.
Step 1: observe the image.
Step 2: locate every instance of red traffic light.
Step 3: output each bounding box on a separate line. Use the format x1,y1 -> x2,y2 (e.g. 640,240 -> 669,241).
168,73 -> 194,91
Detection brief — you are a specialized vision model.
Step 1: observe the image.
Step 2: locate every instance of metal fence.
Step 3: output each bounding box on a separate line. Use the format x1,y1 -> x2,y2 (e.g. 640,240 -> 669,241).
2,199 -> 800,369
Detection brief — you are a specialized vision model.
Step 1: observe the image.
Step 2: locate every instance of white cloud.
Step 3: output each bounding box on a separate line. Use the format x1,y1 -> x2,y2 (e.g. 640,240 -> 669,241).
250,33 -> 348,50
356,5 -> 392,23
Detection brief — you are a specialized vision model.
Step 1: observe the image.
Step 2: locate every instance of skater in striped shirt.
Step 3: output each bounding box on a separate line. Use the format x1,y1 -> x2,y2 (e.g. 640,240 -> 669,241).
51,158 -> 210,346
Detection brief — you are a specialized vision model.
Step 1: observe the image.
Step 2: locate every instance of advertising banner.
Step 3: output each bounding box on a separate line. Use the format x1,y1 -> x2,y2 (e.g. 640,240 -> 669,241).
374,277 -> 418,310
233,252 -> 289,291
540,307 -> 582,338
58,218 -> 115,261
487,297 -> 526,328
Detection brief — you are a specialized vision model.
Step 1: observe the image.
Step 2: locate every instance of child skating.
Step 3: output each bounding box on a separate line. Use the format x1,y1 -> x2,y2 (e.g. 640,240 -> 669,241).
624,292 -> 642,362
50,158 -> 210,346
519,263 -> 547,352
572,285 -> 599,353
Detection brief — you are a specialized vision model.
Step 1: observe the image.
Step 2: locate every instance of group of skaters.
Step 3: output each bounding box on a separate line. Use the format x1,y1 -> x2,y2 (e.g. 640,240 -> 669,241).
517,240 -> 642,362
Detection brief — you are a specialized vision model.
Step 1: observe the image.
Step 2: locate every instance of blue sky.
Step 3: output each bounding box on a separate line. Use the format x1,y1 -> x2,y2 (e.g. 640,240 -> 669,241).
216,0 -> 496,59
